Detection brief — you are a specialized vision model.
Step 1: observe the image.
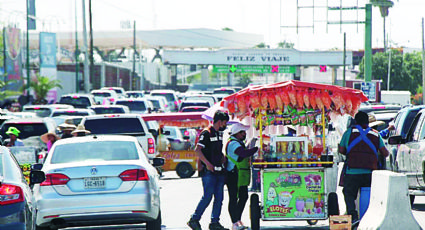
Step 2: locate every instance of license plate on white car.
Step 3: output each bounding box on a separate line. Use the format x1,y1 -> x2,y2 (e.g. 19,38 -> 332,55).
84,177 -> 106,189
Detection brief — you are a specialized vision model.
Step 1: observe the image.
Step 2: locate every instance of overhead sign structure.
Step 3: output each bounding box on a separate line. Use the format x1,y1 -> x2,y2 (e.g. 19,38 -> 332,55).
213,65 -> 296,74
164,49 -> 353,66
361,82 -> 376,101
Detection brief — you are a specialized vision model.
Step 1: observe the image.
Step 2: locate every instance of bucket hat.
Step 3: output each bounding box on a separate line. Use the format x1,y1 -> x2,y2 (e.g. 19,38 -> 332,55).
41,132 -> 61,143
58,123 -> 77,131
6,127 -> 20,137
71,124 -> 91,135
230,123 -> 249,135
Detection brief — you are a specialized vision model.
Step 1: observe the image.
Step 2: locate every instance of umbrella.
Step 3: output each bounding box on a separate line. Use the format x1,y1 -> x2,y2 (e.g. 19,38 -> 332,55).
202,102 -> 239,124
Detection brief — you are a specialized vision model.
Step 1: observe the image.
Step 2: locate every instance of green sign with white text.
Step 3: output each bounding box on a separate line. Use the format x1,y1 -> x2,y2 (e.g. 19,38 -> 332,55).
212,65 -> 296,74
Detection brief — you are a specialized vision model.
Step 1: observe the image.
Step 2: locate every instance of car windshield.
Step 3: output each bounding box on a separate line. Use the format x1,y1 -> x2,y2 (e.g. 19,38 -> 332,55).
116,101 -> 146,111
181,101 -> 210,108
182,107 -> 208,112
23,108 -> 51,117
84,118 -> 144,134
92,92 -> 111,97
1,123 -> 48,139
0,154 -> 3,177
151,93 -> 174,102
52,111 -> 90,117
148,99 -> 160,109
92,107 -> 125,114
127,93 -> 143,98
60,96 -> 91,108
50,141 -> 139,164
213,89 -> 235,95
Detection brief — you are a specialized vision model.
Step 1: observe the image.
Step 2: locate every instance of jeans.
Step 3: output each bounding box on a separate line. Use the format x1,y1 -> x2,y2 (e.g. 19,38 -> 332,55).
226,169 -> 248,223
342,173 -> 372,221
191,170 -> 226,223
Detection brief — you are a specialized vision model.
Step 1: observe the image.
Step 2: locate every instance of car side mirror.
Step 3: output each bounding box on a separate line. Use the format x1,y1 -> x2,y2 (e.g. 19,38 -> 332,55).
152,157 -> 165,167
30,170 -> 45,185
388,135 -> 405,145
31,163 -> 43,171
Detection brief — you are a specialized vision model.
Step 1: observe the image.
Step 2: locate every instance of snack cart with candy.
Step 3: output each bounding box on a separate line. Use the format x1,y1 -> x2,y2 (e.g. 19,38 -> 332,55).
219,80 -> 368,229
141,112 -> 209,178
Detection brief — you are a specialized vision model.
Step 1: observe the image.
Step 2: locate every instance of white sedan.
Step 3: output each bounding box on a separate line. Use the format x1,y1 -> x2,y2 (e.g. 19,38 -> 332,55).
33,135 -> 164,230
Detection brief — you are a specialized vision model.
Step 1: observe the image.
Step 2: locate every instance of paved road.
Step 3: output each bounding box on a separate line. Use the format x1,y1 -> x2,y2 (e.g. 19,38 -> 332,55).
65,164 -> 425,229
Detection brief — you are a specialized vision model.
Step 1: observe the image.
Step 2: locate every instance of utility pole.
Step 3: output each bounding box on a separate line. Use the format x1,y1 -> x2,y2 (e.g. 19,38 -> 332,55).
387,47 -> 391,91
26,0 -> 30,100
343,32 -> 346,87
422,17 -> 425,105
89,0 -> 94,90
82,0 -> 90,93
132,20 -> 136,91
75,0 -> 79,93
365,4 -> 372,82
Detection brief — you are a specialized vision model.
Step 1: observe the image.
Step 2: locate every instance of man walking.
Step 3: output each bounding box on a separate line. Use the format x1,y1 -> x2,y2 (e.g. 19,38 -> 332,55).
338,111 -> 389,223
188,111 -> 230,230
225,123 -> 258,230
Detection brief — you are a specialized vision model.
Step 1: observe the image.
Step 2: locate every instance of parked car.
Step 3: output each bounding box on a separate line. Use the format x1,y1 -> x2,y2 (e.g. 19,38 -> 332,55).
213,87 -> 236,95
90,89 -> 119,105
50,108 -> 96,117
183,95 -> 217,107
22,104 -> 74,118
101,87 -> 126,98
80,114 -> 158,159
150,90 -> 180,112
32,135 -> 164,230
115,98 -> 154,114
125,90 -> 145,98
388,107 -> 425,205
59,94 -> 96,109
358,103 -> 401,114
89,105 -> 130,114
0,146 -> 45,229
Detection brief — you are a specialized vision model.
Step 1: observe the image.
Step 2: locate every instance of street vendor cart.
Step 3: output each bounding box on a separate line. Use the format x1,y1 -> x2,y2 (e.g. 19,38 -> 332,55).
219,80 -> 368,229
141,112 -> 209,178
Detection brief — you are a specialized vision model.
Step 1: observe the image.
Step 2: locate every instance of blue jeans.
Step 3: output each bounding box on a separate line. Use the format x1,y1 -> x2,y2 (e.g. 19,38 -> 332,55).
191,170 -> 226,223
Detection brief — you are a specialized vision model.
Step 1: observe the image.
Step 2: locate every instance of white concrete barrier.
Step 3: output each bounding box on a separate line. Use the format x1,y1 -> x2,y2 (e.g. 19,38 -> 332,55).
358,170 -> 422,230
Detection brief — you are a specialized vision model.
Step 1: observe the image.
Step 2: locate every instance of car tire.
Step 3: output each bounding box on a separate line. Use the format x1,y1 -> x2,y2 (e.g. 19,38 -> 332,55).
36,225 -> 50,230
307,220 -> 318,225
250,193 -> 261,230
146,210 -> 162,230
176,162 -> 194,178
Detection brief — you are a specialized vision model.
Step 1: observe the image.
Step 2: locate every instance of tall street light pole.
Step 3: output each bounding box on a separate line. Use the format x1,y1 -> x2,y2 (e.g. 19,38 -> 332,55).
75,0 -> 79,93
89,0 -> 94,89
82,0 -> 90,93
26,0 -> 30,100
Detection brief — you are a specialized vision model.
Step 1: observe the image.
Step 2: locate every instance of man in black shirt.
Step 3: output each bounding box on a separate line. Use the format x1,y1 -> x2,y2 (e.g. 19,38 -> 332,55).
188,111 -> 230,230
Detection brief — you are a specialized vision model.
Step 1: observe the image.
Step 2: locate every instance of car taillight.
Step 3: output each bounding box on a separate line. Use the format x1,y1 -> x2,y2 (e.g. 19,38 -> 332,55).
38,153 -> 44,159
148,138 -> 155,154
119,169 -> 149,181
184,130 -> 189,136
0,184 -> 24,205
109,98 -> 115,102
40,173 -> 70,186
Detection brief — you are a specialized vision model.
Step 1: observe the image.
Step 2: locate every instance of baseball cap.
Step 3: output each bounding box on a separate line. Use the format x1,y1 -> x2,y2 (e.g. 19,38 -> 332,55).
230,123 -> 249,135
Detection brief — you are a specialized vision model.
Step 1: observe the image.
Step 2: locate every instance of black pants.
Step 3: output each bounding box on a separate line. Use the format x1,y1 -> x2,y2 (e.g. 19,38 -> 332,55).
226,169 -> 248,224
342,173 -> 372,221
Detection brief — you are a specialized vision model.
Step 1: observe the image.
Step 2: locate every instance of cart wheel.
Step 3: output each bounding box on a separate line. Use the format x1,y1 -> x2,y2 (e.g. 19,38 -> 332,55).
328,192 -> 340,216
250,194 -> 261,230
176,162 -> 194,178
307,220 -> 318,225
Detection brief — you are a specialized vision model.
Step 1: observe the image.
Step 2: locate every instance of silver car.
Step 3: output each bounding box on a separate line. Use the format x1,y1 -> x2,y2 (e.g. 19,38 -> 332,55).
33,135 -> 164,230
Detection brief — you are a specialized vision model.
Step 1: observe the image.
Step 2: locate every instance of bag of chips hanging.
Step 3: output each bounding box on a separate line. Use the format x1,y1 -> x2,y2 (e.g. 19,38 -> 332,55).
296,90 -> 304,109
315,91 -> 324,110
268,92 -> 277,110
227,98 -> 236,114
288,88 -> 297,107
344,94 -> 353,115
275,92 -> 283,110
236,95 -> 248,114
303,90 -> 310,108
279,89 -> 291,106
322,91 -> 332,110
249,92 -> 261,110
260,92 -> 269,108
351,95 -> 362,115
331,92 -> 343,110
310,90 -> 317,109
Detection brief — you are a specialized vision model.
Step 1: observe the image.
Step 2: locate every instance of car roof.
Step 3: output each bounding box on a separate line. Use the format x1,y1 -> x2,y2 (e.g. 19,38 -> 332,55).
84,114 -> 142,119
3,117 -> 46,124
89,104 -> 129,108
150,89 -> 176,94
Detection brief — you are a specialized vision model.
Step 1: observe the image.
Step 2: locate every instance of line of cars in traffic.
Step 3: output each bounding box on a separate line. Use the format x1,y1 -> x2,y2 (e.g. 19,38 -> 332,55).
0,86 -> 240,229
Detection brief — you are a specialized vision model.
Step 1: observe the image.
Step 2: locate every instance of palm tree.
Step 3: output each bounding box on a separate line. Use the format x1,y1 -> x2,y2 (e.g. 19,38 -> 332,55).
0,75 -> 20,102
30,74 -> 63,104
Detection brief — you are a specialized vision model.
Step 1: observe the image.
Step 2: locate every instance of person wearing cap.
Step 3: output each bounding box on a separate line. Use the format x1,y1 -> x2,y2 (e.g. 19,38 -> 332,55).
187,110 -> 230,230
338,111 -> 389,223
5,127 -> 24,147
41,132 -> 60,152
58,123 -> 77,139
225,123 -> 258,230
71,124 -> 91,137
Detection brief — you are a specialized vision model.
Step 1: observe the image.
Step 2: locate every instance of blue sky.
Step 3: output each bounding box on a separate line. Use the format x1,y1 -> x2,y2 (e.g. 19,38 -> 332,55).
0,0 -> 424,51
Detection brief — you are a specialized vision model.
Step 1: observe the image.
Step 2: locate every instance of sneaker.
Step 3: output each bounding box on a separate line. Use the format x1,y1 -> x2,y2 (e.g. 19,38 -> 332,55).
209,222 -> 229,230
188,219 -> 202,230
232,222 -> 247,230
